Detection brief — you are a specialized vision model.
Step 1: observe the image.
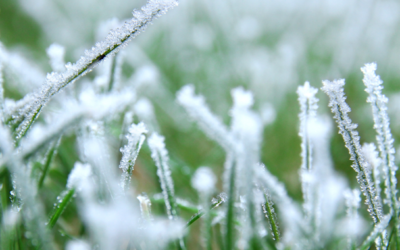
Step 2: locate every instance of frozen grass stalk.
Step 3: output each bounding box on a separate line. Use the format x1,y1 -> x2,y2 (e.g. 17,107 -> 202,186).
14,0 -> 179,141
321,79 -> 384,224
297,81 -> 320,245
148,133 -> 185,249
119,122 -> 147,192
361,63 -> 400,246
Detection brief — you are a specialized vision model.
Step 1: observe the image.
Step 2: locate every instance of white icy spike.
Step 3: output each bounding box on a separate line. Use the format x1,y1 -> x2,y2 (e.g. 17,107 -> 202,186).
148,133 -> 177,220
361,63 -> 398,215
321,79 -> 383,224
119,122 -> 148,191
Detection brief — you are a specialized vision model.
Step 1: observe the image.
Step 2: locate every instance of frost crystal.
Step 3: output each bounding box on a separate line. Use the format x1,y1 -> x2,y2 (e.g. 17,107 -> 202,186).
321,79 -> 383,224
361,63 -> 398,215
148,133 -> 177,220
67,162 -> 93,191
46,43 -> 65,72
119,122 -> 147,191
191,167 -> 217,195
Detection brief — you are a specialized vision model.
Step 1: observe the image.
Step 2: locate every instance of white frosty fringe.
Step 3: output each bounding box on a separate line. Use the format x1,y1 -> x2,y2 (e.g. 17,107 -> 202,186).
176,84 -> 235,152
361,63 -> 398,215
148,133 -> 177,220
362,143 -> 383,207
46,43 -> 66,72
297,81 -> 319,244
14,0 -> 179,140
256,164 -> 303,246
321,79 -> 383,224
119,122 -> 148,191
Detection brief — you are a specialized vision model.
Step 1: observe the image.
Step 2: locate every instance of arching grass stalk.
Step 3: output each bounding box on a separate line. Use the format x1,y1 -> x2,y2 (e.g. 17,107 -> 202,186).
14,0 -> 178,142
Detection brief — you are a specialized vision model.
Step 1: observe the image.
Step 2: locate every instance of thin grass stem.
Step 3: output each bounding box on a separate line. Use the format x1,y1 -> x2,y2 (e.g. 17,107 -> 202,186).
47,189 -> 75,229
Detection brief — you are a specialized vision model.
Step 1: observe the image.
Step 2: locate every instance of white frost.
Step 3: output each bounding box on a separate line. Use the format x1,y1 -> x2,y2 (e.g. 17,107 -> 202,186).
191,167 -> 217,194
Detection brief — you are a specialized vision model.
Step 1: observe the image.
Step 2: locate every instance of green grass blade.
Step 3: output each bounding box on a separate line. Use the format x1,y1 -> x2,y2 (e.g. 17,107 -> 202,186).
263,192 -> 280,242
47,189 -> 75,229
38,139 -> 59,189
225,159 -> 236,250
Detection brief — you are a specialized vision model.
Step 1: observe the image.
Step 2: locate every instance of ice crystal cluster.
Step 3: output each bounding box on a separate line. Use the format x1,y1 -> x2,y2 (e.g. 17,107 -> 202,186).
1,0 -> 400,249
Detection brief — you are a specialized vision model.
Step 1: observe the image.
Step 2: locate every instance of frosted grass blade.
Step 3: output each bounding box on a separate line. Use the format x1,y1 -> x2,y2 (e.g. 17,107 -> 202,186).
322,79 -> 384,224
119,122 -> 147,192
15,0 -> 179,141
361,63 -> 399,246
